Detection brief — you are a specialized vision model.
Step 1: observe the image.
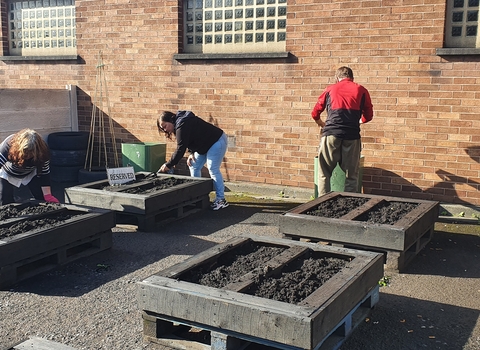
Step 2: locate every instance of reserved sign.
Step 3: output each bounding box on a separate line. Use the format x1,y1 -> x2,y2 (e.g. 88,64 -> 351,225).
107,166 -> 136,186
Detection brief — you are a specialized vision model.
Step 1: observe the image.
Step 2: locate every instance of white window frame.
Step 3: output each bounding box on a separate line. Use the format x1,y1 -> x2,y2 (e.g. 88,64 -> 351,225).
183,0 -> 287,54
7,0 -> 76,56
445,0 -> 480,48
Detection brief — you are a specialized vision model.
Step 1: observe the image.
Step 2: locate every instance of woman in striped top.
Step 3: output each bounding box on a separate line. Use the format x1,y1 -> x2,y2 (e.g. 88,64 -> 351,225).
0,129 -> 59,205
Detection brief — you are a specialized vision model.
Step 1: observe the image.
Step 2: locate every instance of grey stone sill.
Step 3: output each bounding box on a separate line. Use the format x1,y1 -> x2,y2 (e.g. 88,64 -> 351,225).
174,52 -> 290,60
436,48 -> 480,56
0,55 -> 79,61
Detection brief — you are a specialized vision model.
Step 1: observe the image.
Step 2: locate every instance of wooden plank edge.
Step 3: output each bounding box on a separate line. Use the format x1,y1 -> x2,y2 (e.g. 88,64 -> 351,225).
436,216 -> 479,225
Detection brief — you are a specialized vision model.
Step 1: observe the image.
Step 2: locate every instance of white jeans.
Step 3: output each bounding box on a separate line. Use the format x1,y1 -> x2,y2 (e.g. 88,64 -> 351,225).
189,133 -> 228,201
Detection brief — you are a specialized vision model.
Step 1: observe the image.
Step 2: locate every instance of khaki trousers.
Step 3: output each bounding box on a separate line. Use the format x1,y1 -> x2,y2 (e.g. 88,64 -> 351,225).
317,135 -> 361,196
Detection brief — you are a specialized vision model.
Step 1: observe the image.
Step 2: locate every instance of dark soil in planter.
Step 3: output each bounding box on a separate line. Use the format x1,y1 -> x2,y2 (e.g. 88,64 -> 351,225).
180,242 -> 347,304
355,201 -> 419,224
306,196 -> 369,218
306,196 -> 419,225
251,254 -> 347,304
184,243 -> 286,288
0,203 -> 63,221
0,203 -> 81,239
101,176 -> 193,195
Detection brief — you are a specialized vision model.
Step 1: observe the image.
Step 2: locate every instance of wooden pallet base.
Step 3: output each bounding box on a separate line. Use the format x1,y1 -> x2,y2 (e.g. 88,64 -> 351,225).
116,195 -> 210,231
0,230 -> 112,289
142,286 -> 379,350
283,225 -> 434,272
64,172 -> 214,232
385,225 -> 433,271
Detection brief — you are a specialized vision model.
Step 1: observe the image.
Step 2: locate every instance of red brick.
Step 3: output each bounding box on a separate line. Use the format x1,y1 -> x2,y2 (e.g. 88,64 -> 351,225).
0,0 -> 479,204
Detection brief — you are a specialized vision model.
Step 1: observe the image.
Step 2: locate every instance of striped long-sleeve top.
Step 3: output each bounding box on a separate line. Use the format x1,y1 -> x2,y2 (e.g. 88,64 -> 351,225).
0,134 -> 51,186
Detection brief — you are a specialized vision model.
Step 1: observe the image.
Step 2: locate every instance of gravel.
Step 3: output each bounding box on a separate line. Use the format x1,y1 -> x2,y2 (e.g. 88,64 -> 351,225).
1,192 -> 480,350
0,197 -> 289,350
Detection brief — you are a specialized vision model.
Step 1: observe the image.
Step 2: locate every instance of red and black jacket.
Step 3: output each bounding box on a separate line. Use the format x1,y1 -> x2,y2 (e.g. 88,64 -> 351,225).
311,78 -> 373,140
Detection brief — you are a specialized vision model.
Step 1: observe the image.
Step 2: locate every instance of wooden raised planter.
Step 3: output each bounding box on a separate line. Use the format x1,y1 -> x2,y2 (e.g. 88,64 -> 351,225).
0,201 -> 115,289
64,172 -> 213,231
279,192 -> 439,271
138,234 -> 384,350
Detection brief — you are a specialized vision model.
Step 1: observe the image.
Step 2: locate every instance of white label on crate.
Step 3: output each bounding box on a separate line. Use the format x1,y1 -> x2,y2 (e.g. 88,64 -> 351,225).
107,167 -> 136,186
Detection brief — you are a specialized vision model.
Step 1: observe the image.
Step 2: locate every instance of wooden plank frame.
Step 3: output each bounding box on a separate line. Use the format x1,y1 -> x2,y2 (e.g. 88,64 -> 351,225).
64,172 -> 213,216
141,285 -> 379,350
279,192 -> 439,252
0,203 -> 115,289
138,235 -> 384,350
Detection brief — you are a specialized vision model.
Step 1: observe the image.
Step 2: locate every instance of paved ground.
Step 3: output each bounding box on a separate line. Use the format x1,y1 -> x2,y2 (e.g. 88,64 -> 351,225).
342,221 -> 480,350
226,183 -> 480,350
3,181 -> 480,350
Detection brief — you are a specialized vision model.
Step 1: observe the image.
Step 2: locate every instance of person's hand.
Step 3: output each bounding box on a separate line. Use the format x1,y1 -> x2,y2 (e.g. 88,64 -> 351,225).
158,163 -> 170,173
314,118 -> 325,128
44,194 -> 60,203
187,154 -> 196,167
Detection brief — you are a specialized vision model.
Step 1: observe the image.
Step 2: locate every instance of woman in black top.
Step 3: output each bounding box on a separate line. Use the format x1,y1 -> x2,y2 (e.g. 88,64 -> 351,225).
157,111 -> 229,211
0,129 -> 59,205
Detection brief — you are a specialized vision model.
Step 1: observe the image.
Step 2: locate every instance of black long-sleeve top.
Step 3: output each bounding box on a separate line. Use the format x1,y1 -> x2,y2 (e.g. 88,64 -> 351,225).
165,111 -> 224,168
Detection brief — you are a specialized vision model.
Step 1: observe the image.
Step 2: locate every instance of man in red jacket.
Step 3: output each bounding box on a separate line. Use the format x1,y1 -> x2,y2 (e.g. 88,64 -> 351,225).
311,67 -> 373,195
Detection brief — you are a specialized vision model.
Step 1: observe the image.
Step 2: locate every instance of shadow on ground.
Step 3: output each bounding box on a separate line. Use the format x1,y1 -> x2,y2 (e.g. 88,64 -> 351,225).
341,293 -> 480,350
341,222 -> 480,350
404,224 -> 480,278
9,197 -> 300,297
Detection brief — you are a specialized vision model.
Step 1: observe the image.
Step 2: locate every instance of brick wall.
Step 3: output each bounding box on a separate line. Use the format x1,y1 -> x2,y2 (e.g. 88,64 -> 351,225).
1,0 -> 480,205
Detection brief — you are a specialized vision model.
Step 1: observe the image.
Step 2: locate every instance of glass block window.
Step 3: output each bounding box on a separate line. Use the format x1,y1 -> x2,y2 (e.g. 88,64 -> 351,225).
445,0 -> 480,48
7,0 -> 76,56
183,0 -> 286,53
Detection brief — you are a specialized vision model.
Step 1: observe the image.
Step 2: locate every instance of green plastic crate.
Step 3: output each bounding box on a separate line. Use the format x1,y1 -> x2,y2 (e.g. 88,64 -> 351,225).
121,142 -> 166,173
314,155 -> 364,197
